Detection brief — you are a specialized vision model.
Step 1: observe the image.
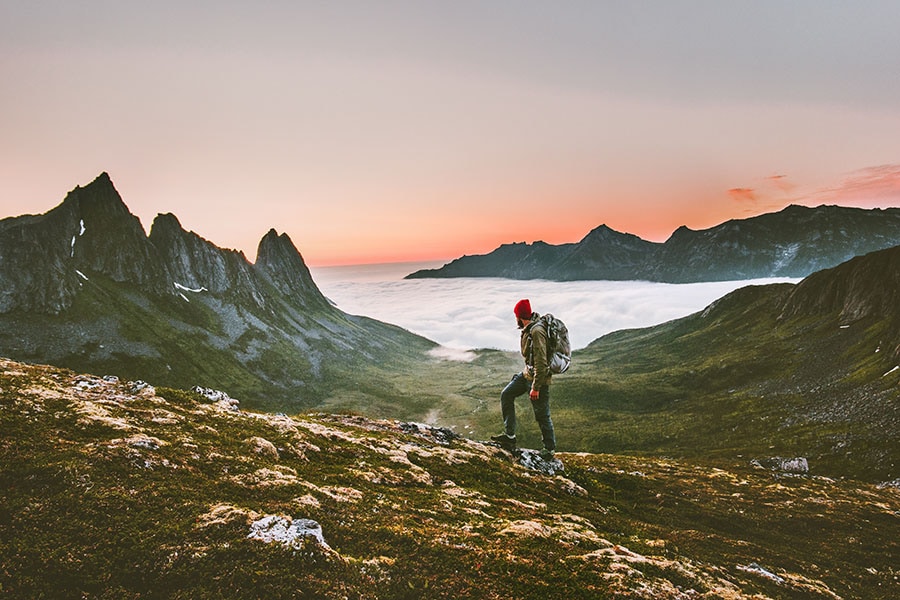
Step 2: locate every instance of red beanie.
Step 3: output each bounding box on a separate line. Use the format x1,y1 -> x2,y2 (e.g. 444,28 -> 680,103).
514,299 -> 532,320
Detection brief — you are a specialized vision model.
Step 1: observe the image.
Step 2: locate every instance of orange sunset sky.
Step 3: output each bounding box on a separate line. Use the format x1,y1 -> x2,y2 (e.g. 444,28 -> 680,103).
3,2 -> 900,266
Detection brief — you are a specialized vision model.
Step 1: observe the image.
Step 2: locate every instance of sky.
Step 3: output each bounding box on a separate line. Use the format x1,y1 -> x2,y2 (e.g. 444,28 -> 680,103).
312,262 -> 795,353
3,1 -> 900,266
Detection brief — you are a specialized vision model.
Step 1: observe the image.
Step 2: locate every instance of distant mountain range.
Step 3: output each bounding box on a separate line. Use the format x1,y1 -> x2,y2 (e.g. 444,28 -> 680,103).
0,173 -> 434,410
406,204 -> 900,282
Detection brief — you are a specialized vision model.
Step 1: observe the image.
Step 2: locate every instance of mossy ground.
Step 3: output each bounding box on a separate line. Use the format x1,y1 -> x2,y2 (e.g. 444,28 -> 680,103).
2,359 -> 897,599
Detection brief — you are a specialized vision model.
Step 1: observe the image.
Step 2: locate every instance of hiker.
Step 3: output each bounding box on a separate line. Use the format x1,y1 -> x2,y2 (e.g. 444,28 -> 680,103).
491,299 -> 556,459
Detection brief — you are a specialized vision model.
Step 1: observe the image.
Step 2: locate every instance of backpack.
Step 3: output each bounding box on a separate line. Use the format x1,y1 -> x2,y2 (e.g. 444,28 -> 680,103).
539,313 -> 571,374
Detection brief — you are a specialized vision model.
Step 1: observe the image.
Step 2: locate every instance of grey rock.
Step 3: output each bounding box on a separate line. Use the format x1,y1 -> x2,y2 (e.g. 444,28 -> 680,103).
513,448 -> 565,476
751,457 -> 809,474
192,386 -> 240,411
247,516 -> 330,550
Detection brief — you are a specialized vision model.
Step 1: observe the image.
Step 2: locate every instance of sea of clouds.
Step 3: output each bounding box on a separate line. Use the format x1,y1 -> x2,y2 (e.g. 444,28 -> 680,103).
312,262 -> 796,355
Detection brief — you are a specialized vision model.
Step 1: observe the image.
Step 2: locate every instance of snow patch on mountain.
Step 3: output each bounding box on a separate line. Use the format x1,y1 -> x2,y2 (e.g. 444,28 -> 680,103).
174,282 -> 208,293
773,243 -> 801,272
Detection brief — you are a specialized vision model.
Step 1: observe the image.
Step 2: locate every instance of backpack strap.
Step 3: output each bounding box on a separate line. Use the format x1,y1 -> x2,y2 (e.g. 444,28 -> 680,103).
526,317 -> 547,363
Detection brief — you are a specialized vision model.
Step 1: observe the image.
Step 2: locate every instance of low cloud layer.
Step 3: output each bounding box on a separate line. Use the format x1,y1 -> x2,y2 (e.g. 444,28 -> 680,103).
313,264 -> 794,353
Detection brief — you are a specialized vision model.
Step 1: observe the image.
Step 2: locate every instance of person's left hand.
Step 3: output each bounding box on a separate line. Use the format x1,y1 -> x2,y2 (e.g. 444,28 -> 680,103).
529,389 -> 540,401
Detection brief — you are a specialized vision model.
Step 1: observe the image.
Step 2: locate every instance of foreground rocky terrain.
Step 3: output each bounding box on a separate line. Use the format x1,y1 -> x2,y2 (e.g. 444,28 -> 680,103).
2,358 -> 897,599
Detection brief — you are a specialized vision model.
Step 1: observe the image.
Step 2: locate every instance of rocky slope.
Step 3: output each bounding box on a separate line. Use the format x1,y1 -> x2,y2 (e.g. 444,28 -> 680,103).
407,205 -> 900,282
2,358 -> 897,599
0,173 -> 434,410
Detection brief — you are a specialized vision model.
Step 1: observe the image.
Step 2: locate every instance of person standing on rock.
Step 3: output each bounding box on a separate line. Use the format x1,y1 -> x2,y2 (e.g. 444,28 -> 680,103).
491,299 -> 556,459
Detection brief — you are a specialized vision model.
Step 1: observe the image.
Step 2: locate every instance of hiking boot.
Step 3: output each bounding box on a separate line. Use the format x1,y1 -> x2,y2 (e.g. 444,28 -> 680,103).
490,433 -> 516,449
539,448 -> 555,460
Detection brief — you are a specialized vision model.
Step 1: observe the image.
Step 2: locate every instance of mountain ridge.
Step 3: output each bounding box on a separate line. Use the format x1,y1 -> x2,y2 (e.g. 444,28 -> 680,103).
0,173 -> 435,409
407,204 -> 900,282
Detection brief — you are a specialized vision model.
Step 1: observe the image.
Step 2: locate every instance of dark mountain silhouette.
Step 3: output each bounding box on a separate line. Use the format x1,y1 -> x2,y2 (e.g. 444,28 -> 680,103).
0,173 -> 434,410
407,204 -> 900,282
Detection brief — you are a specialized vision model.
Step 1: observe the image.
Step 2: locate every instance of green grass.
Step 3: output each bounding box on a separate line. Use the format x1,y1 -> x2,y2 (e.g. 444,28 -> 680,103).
2,358 -> 897,598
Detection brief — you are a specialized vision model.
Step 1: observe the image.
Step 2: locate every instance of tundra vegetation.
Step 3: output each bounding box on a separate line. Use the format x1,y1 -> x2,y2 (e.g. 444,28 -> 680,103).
1,359 -> 897,599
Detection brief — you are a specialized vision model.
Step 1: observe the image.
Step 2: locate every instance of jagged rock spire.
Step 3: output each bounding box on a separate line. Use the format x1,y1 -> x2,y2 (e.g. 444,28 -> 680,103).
0,172 -> 165,313
149,212 -> 260,300
255,229 -> 328,308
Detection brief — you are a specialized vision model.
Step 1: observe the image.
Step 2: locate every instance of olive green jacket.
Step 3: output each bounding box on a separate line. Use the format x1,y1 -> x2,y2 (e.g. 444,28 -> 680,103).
520,313 -> 551,390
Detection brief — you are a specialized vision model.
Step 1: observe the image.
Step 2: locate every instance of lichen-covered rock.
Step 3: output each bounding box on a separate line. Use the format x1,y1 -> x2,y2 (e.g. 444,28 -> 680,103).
247,515 -> 330,550
192,386 -> 240,411
246,436 -> 279,460
752,456 -> 809,474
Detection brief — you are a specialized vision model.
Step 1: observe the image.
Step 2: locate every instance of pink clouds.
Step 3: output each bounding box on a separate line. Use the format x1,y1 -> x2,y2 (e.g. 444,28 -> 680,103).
720,165 -> 900,230
728,188 -> 757,203
817,164 -> 900,206
766,174 -> 795,195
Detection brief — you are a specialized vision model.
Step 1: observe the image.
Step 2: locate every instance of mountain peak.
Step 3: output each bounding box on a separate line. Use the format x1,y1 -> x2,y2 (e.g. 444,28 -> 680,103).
580,224 -> 651,245
665,224 -> 696,242
152,211 -> 182,228
62,172 -> 163,286
63,172 -> 130,220
93,171 -> 113,185
255,229 -> 327,306
256,228 -> 300,260
0,172 -> 166,313
581,224 -> 616,239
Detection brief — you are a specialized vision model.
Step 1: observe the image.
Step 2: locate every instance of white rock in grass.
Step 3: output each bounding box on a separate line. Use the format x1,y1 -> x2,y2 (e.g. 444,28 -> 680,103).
247,515 -> 330,550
